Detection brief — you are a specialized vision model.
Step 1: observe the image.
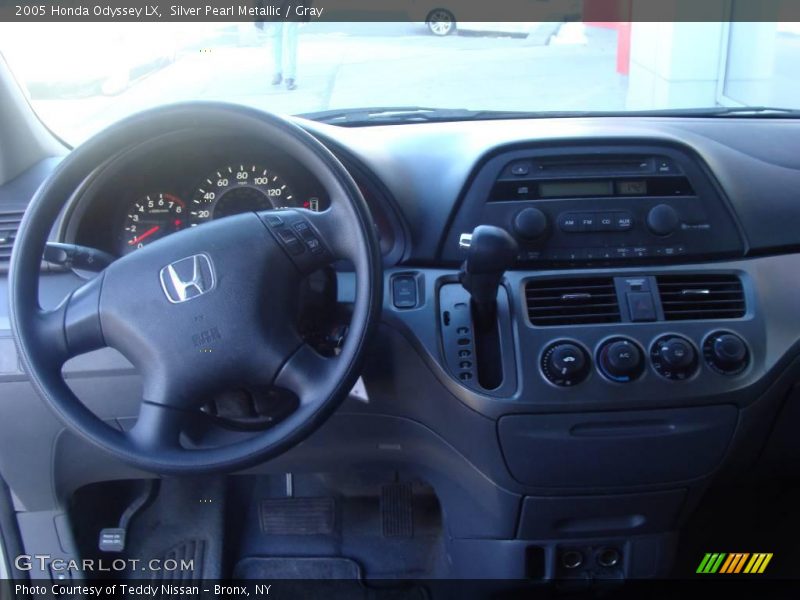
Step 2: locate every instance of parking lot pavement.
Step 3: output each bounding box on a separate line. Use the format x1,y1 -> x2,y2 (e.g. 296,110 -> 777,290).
27,23 -> 625,143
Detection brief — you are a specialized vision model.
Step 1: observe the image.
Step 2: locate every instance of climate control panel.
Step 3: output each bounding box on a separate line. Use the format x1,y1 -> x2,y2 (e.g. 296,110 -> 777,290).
540,333 -> 750,388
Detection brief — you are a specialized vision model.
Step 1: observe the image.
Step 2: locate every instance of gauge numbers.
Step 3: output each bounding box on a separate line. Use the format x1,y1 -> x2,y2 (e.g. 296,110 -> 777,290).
120,192 -> 186,255
190,164 -> 299,226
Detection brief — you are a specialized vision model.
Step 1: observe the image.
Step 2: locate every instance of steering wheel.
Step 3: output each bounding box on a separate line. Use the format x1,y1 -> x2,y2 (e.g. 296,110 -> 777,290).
8,103 -> 382,474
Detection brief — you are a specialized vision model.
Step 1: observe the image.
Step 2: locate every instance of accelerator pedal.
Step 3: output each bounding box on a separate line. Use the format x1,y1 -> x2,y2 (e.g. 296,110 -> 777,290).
381,482 -> 413,538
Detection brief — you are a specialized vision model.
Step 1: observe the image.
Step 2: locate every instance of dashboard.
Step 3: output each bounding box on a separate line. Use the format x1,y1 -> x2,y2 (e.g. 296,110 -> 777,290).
3,113 -> 800,581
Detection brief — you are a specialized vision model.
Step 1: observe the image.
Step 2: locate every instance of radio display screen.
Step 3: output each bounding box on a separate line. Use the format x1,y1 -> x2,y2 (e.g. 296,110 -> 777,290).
538,180 -> 613,198
617,180 -> 648,195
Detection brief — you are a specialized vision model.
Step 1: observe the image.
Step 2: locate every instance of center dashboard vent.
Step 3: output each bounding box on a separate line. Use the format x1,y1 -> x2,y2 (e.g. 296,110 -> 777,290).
657,274 -> 745,321
0,210 -> 24,269
526,277 -> 620,326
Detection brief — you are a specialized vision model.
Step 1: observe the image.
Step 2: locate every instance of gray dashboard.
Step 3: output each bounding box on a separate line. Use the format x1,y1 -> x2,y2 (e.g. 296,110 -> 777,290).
2,114 -> 800,520
304,116 -> 800,259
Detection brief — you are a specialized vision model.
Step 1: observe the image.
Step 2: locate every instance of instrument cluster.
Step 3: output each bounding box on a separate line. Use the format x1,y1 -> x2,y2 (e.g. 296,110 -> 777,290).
119,163 -> 322,255
61,136 -> 332,258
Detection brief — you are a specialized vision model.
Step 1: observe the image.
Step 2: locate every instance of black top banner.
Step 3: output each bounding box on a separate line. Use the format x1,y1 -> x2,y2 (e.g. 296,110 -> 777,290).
1,0 -> 800,22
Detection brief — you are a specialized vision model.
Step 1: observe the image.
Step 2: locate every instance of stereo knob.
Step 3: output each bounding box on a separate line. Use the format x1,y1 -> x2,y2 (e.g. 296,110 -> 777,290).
598,338 -> 644,382
704,332 -> 749,375
542,342 -> 590,387
646,204 -> 680,236
651,335 -> 698,380
513,208 -> 548,241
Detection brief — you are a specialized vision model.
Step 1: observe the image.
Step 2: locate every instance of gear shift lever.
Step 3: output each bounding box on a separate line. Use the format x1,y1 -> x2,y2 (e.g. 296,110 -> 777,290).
459,225 -> 519,329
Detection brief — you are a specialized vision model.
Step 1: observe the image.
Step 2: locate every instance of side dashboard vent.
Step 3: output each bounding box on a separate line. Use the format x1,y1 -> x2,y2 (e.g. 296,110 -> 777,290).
526,277 -> 620,326
657,274 -> 745,321
0,211 -> 24,268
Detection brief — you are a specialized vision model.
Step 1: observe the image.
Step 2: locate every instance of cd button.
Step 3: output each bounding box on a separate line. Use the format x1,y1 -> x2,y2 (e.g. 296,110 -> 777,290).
597,213 -> 615,231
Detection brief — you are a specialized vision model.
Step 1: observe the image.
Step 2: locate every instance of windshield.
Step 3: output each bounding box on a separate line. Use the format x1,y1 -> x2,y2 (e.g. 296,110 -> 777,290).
1,20 -> 798,144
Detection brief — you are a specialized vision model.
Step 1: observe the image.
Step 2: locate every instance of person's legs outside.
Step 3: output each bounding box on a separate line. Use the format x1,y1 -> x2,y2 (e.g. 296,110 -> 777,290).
283,22 -> 299,90
272,22 -> 284,85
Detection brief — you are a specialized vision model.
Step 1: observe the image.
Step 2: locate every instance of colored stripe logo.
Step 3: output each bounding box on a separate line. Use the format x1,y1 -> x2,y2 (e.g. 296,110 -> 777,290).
696,553 -> 773,574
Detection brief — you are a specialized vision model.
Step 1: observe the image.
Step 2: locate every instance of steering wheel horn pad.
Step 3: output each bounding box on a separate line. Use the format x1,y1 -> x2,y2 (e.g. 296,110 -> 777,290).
8,103 -> 382,474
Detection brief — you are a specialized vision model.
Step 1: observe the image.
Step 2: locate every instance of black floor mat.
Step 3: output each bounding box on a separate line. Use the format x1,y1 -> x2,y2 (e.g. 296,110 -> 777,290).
68,477 -> 227,581
122,476 -> 226,580
230,473 -> 448,579
234,556 -> 361,579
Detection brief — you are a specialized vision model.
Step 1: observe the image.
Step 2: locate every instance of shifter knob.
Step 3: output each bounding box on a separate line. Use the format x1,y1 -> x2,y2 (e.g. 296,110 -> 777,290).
460,225 -> 519,273
459,225 -> 518,325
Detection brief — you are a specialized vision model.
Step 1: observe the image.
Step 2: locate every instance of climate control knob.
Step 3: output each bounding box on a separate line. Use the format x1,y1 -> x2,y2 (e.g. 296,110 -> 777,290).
542,342 -> 590,387
513,207 -> 549,241
651,335 -> 698,380
646,204 -> 680,236
704,331 -> 749,375
597,338 -> 645,382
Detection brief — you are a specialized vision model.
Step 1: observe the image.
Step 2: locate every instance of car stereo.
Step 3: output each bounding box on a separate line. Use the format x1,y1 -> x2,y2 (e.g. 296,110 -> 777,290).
441,145 -> 745,266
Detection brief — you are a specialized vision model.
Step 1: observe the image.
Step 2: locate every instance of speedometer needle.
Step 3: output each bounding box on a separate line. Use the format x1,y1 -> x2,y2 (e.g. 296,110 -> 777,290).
128,225 -> 160,246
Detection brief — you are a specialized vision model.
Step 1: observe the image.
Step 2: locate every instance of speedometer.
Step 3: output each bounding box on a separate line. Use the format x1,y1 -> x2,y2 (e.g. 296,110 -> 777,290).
190,164 -> 304,226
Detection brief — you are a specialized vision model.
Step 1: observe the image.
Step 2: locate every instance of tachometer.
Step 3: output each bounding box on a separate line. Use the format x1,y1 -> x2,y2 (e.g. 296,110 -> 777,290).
120,192 -> 187,255
190,164 -> 304,226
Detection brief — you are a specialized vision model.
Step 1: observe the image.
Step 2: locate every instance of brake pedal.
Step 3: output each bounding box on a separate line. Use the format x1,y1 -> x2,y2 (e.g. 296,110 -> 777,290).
98,480 -> 156,553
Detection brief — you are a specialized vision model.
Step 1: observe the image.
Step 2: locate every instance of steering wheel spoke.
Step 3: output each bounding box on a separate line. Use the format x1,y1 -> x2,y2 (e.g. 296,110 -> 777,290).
37,273 -> 105,365
274,343 -> 338,406
127,401 -> 185,453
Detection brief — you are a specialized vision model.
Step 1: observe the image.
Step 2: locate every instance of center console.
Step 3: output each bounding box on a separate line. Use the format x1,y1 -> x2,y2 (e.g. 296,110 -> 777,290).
382,141 -> 772,581
431,142 -> 756,408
